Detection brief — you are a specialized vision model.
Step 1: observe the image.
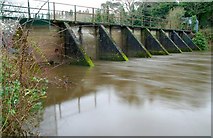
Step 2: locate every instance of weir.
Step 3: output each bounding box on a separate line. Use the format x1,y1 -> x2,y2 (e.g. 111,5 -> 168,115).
1,1 -> 200,66
25,20 -> 198,66
19,19 -> 198,66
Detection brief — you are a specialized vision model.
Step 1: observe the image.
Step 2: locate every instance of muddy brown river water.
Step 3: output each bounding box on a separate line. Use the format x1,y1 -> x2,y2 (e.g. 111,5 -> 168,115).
38,52 -> 211,136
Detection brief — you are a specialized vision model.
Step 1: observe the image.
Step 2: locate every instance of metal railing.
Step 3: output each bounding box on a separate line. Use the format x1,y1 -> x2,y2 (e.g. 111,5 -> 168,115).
0,0 -> 185,30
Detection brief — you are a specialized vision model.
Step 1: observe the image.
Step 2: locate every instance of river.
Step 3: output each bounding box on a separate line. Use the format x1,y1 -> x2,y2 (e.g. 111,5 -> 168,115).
38,51 -> 211,136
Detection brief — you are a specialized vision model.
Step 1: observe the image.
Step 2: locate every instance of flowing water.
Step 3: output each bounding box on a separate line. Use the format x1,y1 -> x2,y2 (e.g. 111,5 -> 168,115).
38,52 -> 211,136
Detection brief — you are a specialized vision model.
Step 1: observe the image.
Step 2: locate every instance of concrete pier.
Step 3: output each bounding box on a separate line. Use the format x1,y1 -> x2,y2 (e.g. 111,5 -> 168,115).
156,29 -> 182,53
170,31 -> 192,52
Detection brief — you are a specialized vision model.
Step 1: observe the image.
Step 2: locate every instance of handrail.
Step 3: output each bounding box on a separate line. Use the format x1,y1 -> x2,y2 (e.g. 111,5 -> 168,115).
0,1 -> 187,30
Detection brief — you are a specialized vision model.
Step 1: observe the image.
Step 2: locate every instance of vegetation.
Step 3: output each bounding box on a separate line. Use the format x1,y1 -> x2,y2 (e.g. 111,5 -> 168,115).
200,28 -> 213,45
96,1 -> 212,48
94,9 -> 116,24
0,23 -> 48,136
165,7 -> 185,29
0,0 -> 212,136
192,32 -> 209,50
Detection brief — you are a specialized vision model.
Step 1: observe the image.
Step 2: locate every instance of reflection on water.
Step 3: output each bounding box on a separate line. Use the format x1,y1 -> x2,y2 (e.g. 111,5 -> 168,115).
38,52 -> 211,136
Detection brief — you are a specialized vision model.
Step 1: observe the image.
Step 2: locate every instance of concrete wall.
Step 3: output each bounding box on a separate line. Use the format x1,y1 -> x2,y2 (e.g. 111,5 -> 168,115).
71,26 -> 98,60
132,28 -> 141,42
98,25 -> 128,61
111,27 -> 124,51
27,25 -> 64,64
64,23 -> 94,66
123,27 -> 151,58
150,30 -> 157,37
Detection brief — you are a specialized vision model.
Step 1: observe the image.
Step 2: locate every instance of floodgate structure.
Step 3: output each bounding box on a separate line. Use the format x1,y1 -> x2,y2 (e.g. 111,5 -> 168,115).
1,1 -> 201,66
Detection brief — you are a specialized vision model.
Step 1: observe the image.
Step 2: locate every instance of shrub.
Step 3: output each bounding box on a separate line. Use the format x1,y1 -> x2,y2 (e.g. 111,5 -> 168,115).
192,32 -> 209,50
165,7 -> 185,29
200,27 -> 213,44
0,23 -> 48,136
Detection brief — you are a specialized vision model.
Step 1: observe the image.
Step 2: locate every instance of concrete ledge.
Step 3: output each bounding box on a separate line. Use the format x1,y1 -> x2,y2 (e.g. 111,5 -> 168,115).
141,28 -> 169,55
170,31 -> 192,52
157,29 -> 182,53
64,22 -> 94,67
181,31 -> 201,51
99,25 -> 128,61
124,27 -> 152,58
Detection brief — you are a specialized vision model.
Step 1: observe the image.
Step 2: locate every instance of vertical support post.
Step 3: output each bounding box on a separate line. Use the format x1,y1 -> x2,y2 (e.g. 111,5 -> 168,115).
53,2 -> 55,20
47,0 -> 50,30
74,5 -> 77,22
27,0 -> 31,18
131,16 -> 133,27
0,2 -> 3,19
101,9 -> 103,23
120,11 -> 122,25
149,17 -> 151,28
0,23 -> 2,47
78,26 -> 82,45
141,16 -> 143,27
107,5 -> 109,24
95,26 -> 99,59
109,25 -> 112,36
92,8 -> 94,23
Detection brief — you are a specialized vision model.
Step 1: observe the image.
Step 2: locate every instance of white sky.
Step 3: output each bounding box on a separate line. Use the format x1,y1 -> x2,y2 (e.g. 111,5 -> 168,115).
7,0 -> 213,11
16,0 -> 108,8
50,0 -> 108,8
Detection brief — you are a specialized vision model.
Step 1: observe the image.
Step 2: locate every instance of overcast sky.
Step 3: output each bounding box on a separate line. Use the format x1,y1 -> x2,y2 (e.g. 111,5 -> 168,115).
50,0 -> 108,8
9,0 -> 213,10
16,0 -> 108,8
